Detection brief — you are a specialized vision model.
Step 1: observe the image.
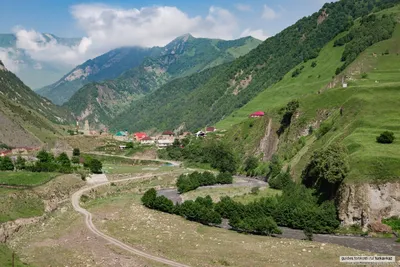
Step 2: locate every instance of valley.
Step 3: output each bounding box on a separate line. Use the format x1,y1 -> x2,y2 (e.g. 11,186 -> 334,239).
1,0 -> 400,266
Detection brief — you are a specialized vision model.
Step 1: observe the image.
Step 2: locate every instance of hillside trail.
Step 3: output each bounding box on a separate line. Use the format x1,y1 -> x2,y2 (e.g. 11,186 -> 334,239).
71,171 -> 190,267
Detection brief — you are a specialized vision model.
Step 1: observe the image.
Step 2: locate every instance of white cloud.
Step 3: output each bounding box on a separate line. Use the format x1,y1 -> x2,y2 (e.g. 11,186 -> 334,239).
262,5 -> 279,20
234,4 -> 252,11
0,48 -> 20,73
13,4 -> 239,67
240,28 -> 269,41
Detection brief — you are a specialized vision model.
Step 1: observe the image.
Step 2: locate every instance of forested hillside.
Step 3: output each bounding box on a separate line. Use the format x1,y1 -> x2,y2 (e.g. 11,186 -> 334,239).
64,35 -> 261,126
110,0 -> 400,132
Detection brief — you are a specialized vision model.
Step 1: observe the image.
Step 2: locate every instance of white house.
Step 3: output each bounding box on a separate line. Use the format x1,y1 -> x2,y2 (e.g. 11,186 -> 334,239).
141,136 -> 155,145
157,139 -> 174,148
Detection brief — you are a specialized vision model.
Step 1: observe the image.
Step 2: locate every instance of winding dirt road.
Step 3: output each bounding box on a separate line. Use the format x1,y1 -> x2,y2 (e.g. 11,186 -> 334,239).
71,173 -> 190,267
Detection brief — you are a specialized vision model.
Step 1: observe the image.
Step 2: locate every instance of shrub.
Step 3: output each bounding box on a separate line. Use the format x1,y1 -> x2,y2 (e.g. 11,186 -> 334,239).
89,159 -> 103,174
72,156 -> 80,164
376,131 -> 395,144
177,171 -> 232,193
216,172 -> 233,184
0,156 -> 14,171
269,170 -> 294,190
230,216 -> 282,236
316,120 -> 334,139
73,148 -> 81,157
15,156 -> 26,170
311,61 -> 317,68
361,72 -> 368,78
304,227 -> 313,241
141,188 -> 157,208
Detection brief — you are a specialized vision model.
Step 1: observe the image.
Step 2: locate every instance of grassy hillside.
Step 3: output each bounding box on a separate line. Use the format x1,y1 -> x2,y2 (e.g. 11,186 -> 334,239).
111,0 -> 400,133
0,63 -> 72,147
64,35 -> 261,127
223,5 -> 400,184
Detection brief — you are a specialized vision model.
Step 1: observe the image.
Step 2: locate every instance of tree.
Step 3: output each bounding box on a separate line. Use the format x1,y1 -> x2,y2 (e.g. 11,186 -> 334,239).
267,155 -> 282,181
269,170 -> 294,190
141,188 -> 157,208
73,148 -> 81,157
71,156 -> 80,164
244,156 -> 258,176
15,156 -> 26,170
57,152 -> 71,167
89,159 -> 103,174
376,131 -> 395,144
302,144 -> 349,200
0,156 -> 14,171
37,150 -> 54,163
278,100 -> 299,135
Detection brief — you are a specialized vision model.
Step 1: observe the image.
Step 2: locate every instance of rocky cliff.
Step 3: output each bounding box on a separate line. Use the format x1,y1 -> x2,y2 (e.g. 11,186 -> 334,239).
337,182 -> 400,230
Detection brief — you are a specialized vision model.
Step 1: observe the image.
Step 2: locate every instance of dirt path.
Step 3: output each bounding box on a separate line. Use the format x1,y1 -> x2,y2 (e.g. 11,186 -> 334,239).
71,173 -> 190,267
86,152 -> 181,166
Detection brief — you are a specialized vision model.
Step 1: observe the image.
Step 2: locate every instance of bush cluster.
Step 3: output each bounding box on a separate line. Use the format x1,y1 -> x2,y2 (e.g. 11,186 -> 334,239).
141,189 -> 221,225
176,171 -> 233,193
376,131 -> 395,144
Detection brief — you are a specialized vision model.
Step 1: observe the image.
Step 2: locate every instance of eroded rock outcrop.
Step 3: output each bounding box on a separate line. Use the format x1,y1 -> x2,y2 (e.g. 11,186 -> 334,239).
337,182 -> 400,230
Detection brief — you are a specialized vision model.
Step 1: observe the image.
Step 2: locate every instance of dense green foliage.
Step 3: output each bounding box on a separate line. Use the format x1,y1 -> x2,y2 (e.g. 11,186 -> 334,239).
88,159 -> 103,174
376,131 -> 395,143
26,150 -> 73,174
176,171 -> 233,193
142,189 -> 222,225
0,156 -> 14,171
15,156 -> 26,170
268,169 -> 295,190
278,100 -> 299,135
111,0 -> 400,132
159,137 -> 239,174
302,144 -> 349,200
335,13 -> 397,74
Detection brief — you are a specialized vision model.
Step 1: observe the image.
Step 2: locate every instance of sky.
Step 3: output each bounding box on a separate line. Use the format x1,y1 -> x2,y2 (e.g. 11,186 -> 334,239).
0,0 -> 330,68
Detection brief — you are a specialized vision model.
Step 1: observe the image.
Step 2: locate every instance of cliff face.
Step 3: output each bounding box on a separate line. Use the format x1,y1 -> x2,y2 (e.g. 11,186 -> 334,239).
337,182 -> 400,230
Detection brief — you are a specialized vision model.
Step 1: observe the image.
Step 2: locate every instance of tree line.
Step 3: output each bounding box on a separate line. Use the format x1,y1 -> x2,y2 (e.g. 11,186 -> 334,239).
176,171 -> 233,193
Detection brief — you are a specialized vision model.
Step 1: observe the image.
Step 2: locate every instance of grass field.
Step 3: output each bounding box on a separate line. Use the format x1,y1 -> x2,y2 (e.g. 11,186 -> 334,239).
0,172 -> 59,186
103,164 -> 174,174
182,184 -> 281,203
0,244 -> 35,267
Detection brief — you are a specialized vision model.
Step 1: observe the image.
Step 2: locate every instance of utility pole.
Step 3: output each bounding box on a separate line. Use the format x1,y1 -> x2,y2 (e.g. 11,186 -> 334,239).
12,251 -> 15,267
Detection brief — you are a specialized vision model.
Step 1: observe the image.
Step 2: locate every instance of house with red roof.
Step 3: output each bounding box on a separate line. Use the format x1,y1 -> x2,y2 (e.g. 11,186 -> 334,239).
0,150 -> 12,157
205,127 -> 216,133
133,132 -> 148,141
162,130 -> 174,136
249,111 -> 265,118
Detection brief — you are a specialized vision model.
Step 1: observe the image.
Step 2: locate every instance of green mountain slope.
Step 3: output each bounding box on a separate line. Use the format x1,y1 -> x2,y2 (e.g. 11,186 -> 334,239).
110,0 -> 400,132
0,61 -> 72,147
223,5 -> 400,183
37,46 -> 162,105
64,35 -> 261,126
0,33 -> 80,89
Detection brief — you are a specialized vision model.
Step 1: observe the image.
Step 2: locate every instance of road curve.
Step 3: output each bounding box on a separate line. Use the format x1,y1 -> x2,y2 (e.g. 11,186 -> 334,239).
71,173 -> 190,267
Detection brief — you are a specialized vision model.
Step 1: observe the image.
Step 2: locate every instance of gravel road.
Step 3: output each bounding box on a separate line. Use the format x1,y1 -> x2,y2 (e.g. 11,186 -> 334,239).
71,172 -> 190,267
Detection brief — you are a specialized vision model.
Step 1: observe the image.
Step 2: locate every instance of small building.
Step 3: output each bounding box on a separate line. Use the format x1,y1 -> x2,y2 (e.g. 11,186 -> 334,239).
205,127 -> 216,133
249,111 -> 265,118
119,145 -> 127,150
162,130 -> 174,137
141,136 -> 155,145
342,83 -> 348,88
133,132 -> 148,141
0,150 -> 12,157
114,131 -> 129,141
157,139 -> 174,148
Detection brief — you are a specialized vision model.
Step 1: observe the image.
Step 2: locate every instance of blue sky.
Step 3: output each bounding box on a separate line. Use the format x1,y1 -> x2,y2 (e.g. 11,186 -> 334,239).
0,0 -> 330,70
0,0 -> 327,38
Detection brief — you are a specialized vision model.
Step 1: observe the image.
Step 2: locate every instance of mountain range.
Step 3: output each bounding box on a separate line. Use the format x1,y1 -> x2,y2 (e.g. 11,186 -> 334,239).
0,33 -> 80,89
60,34 -> 261,126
